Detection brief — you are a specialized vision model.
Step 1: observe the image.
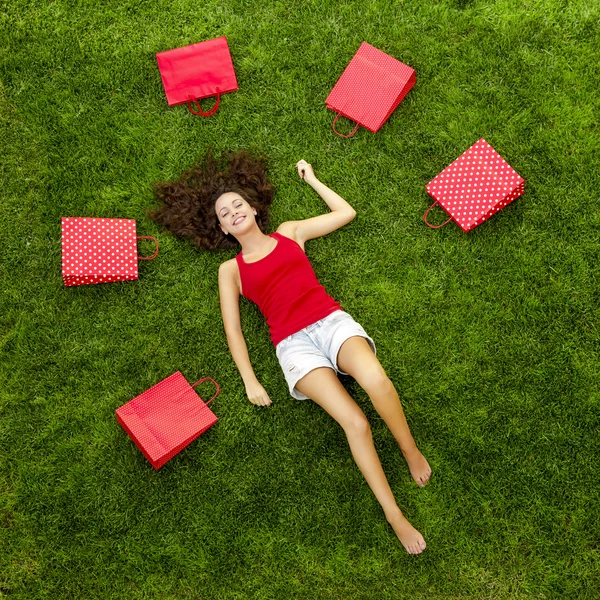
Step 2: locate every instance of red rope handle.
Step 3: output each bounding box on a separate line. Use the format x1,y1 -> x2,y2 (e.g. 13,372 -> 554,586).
137,236 -> 159,260
191,377 -> 221,406
423,201 -> 453,229
187,91 -> 221,117
332,112 -> 360,138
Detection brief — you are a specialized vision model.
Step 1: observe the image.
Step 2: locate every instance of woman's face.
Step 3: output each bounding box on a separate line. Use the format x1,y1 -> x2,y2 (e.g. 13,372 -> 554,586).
215,192 -> 257,236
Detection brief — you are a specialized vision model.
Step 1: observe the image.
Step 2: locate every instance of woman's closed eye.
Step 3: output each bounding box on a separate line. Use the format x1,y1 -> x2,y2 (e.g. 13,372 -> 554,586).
221,203 -> 243,218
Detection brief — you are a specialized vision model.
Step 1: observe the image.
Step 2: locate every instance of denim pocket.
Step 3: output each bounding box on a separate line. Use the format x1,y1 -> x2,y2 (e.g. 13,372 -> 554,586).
325,310 -> 347,323
275,335 -> 293,358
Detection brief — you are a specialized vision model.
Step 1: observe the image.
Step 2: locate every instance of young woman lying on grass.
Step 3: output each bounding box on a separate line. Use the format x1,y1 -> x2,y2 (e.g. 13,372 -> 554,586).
150,150 -> 431,554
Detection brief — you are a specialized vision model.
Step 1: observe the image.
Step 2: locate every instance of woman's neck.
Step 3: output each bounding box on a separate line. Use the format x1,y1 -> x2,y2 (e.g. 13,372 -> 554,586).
237,227 -> 273,256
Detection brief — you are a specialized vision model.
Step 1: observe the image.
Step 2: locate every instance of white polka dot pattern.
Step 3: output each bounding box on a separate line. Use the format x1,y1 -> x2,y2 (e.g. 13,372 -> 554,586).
115,371 -> 219,470
426,138 -> 525,232
61,217 -> 139,286
326,41 -> 416,133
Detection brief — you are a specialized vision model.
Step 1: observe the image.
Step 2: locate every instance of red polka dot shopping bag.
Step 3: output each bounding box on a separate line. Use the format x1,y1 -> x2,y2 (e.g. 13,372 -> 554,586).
61,217 -> 158,286
424,138 -> 525,232
116,372 -> 220,470
156,36 -> 238,116
326,41 -> 416,138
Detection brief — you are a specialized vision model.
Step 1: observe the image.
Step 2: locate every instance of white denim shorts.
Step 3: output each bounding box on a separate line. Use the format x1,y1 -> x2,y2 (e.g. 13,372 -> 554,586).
275,310 -> 376,400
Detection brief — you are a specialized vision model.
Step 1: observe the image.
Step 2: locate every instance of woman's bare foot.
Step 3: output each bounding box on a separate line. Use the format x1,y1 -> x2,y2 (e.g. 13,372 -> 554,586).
386,510 -> 426,554
402,447 -> 432,487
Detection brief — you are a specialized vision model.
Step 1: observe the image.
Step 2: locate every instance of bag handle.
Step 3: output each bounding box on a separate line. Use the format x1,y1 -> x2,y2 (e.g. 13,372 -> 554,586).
332,112 -> 360,138
137,236 -> 159,260
187,90 -> 221,117
192,377 -> 221,406
423,200 -> 453,229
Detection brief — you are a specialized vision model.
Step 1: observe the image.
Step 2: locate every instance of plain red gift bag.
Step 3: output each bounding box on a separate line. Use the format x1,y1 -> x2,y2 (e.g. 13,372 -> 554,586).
424,138 -> 525,232
61,217 -> 158,286
116,372 -> 221,470
156,36 -> 238,116
326,42 -> 415,138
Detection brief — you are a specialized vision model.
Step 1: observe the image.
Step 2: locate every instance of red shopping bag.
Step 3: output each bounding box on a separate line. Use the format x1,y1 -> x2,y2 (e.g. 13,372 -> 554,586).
326,42 -> 415,137
116,372 -> 220,470
424,139 -> 525,232
61,217 -> 158,286
156,36 -> 238,116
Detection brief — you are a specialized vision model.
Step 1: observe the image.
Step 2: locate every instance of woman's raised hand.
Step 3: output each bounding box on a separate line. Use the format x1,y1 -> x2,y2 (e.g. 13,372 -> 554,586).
245,379 -> 273,407
296,159 -> 316,183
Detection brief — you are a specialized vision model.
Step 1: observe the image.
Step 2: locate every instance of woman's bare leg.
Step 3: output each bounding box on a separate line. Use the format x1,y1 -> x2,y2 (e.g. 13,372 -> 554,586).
336,336 -> 432,487
294,366 -> 426,554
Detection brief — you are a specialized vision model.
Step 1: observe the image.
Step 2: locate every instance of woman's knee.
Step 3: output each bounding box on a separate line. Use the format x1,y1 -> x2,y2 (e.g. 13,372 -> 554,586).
294,368 -> 371,438
343,411 -> 371,438
361,370 -> 395,397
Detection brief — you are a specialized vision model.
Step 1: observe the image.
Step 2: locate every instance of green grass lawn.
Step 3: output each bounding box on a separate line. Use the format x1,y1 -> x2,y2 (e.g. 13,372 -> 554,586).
1,0 -> 599,597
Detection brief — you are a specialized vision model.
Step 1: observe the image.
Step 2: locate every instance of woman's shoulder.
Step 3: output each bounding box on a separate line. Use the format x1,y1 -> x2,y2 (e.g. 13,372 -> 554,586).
275,222 -> 305,251
219,257 -> 240,275
218,258 -> 242,293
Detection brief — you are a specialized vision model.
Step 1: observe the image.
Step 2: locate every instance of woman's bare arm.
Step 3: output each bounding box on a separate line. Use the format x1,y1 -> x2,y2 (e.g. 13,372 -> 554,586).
282,160 -> 356,245
218,260 -> 272,406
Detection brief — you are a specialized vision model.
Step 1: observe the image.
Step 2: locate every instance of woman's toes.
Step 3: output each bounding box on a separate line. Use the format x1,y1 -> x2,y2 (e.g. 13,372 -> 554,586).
387,512 -> 427,555
405,449 -> 432,487
411,540 -> 426,554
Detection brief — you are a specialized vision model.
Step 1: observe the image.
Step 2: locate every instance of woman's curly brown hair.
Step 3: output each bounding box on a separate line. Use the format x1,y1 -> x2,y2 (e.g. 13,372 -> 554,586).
148,149 -> 274,250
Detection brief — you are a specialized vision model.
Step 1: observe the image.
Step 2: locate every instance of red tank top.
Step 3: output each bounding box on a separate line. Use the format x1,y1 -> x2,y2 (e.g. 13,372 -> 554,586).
236,232 -> 342,346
